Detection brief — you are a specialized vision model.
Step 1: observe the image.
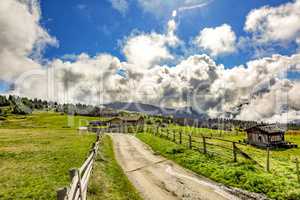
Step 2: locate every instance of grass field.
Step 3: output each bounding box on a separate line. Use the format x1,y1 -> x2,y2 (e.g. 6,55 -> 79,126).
138,125 -> 300,200
88,135 -> 142,200
0,112 -> 101,199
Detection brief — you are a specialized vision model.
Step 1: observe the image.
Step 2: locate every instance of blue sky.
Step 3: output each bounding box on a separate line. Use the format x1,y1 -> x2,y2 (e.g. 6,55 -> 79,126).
41,0 -> 295,67
1,0 -> 300,122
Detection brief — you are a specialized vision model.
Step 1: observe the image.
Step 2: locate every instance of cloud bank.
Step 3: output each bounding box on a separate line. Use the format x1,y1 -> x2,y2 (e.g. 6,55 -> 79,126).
1,0 -> 300,123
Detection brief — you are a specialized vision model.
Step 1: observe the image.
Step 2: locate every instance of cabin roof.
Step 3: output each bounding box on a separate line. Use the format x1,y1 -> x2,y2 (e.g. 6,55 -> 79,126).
89,120 -> 108,125
245,124 -> 286,134
89,120 -> 101,124
109,116 -> 143,122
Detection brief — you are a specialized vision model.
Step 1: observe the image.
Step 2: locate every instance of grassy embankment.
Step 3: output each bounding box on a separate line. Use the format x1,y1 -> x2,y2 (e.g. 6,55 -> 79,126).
0,111 -> 101,199
88,135 -> 142,200
137,125 -> 300,200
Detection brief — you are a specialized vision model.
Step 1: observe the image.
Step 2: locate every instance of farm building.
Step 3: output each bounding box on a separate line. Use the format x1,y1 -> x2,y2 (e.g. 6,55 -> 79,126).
89,120 -> 108,127
88,117 -> 144,133
108,116 -> 144,128
245,124 -> 297,148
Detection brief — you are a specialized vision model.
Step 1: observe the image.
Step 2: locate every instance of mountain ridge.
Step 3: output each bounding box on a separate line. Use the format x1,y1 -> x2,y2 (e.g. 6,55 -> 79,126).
104,101 -> 208,119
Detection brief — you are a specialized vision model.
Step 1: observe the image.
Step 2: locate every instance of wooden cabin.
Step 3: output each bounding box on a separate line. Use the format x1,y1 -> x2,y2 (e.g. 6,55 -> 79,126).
88,120 -> 108,132
245,124 -> 297,148
89,120 -> 108,127
108,116 -> 144,128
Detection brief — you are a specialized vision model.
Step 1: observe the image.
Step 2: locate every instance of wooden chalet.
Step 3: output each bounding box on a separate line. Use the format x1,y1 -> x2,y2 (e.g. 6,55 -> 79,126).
89,120 -> 108,127
245,124 -> 297,148
108,116 -> 144,128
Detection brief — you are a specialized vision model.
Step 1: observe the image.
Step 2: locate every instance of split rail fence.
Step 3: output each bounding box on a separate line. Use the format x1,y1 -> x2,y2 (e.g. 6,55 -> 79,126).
56,134 -> 101,200
146,125 -> 255,163
144,125 -> 300,182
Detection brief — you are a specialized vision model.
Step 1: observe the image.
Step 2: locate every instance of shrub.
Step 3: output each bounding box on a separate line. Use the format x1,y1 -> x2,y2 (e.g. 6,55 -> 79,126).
166,146 -> 185,154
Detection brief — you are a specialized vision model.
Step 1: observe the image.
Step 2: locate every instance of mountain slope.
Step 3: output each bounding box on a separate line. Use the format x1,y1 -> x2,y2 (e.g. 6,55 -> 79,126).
105,102 -> 207,119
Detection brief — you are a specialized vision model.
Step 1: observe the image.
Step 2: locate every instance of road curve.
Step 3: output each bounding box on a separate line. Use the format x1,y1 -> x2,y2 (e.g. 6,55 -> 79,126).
110,133 -> 240,200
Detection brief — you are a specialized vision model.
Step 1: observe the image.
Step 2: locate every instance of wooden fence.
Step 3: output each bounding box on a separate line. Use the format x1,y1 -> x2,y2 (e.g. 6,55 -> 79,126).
145,125 -> 258,164
56,134 -> 101,200
145,125 -> 300,182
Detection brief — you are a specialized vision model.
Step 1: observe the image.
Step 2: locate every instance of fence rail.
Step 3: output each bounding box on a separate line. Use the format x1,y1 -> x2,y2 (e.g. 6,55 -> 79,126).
147,125 -> 259,164
144,125 -> 300,183
57,134 -> 101,200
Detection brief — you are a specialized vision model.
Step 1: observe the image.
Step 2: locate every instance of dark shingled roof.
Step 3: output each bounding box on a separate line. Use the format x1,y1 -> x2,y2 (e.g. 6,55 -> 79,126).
89,120 -> 108,126
109,116 -> 144,122
245,124 -> 286,134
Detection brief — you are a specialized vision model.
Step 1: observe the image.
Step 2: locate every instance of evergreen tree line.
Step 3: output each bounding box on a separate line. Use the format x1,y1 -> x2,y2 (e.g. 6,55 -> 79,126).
0,95 -> 116,117
0,95 -> 57,115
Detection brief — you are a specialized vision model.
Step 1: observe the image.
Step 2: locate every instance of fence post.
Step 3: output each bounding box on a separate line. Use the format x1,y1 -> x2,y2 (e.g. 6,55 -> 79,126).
188,135 -> 192,149
179,131 -> 182,144
89,143 -> 96,155
57,187 -> 68,200
96,132 -> 100,141
69,168 -> 77,181
296,158 -> 300,184
166,129 -> 169,139
203,137 -> 207,154
233,142 -> 237,162
266,147 -> 270,172
77,169 -> 84,200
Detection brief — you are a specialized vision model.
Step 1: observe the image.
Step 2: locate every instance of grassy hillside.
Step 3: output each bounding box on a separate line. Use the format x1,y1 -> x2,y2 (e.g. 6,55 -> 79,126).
138,125 -> 300,200
0,112 -> 101,199
88,135 -> 142,200
0,111 -> 105,129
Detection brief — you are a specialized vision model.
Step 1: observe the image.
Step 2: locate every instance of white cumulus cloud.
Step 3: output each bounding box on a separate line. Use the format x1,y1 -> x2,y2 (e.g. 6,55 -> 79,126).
122,16 -> 179,69
122,33 -> 174,69
0,0 -> 57,81
245,0 -> 300,45
194,24 -> 237,57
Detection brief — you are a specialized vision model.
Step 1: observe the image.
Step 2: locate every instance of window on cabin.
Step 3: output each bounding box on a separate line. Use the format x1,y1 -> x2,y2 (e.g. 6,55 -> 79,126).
271,134 -> 282,142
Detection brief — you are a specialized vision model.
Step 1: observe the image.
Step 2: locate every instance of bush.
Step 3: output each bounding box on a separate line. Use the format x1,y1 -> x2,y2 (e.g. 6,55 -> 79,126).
166,146 -> 185,154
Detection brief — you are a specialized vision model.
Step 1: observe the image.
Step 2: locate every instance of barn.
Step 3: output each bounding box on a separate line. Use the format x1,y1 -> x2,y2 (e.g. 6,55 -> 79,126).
89,120 -> 108,127
108,116 -> 144,128
245,124 -> 297,148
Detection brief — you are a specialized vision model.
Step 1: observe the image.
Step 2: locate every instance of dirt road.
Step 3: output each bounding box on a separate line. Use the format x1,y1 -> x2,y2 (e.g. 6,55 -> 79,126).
110,133 -> 241,200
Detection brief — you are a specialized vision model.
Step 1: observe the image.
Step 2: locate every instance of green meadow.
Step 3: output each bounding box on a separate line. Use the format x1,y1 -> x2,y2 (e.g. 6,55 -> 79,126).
0,112 -> 100,199
138,125 -> 300,200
